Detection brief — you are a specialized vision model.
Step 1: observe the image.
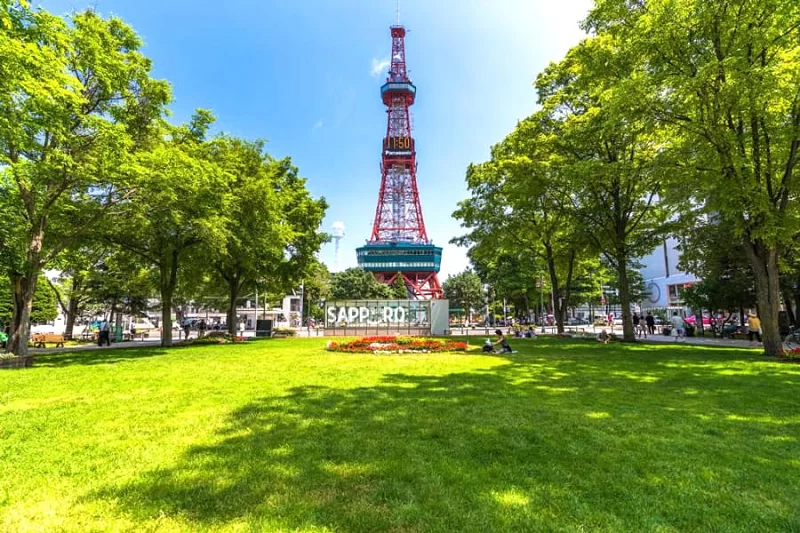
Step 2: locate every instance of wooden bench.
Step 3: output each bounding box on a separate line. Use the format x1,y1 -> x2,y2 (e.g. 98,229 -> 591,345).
32,333 -> 66,348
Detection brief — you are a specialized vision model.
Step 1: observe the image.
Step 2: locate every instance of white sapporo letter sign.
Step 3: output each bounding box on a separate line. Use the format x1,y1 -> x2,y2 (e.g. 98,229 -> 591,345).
326,305 -> 408,324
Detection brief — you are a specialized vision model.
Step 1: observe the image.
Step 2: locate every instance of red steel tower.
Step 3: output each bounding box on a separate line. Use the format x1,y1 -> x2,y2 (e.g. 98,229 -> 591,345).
356,23 -> 443,299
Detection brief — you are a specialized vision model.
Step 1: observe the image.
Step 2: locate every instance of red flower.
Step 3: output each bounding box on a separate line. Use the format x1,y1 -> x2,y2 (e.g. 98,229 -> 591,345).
326,336 -> 470,354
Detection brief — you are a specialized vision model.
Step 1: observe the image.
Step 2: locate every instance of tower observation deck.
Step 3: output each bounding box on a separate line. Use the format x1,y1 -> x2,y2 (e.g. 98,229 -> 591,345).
356,24 -> 443,299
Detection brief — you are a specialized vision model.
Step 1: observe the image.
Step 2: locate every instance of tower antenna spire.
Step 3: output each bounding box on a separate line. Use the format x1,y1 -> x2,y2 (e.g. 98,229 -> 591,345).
396,0 -> 400,25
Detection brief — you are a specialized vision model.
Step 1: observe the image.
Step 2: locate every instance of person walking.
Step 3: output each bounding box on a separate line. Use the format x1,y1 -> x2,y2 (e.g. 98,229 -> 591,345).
98,319 -> 111,347
636,313 -> 648,338
632,313 -> 640,337
670,312 -> 686,342
747,311 -> 762,343
645,312 -> 656,336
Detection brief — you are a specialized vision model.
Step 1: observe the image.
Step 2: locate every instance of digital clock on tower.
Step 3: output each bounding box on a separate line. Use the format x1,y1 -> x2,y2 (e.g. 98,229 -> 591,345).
383,136 -> 415,154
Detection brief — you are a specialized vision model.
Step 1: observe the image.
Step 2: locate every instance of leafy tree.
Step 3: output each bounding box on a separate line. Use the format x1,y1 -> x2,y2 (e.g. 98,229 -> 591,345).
204,137 -> 328,335
602,261 -> 649,309
470,249 -> 540,320
83,249 -> 153,326
47,251 -> 96,340
329,268 -> 392,300
301,260 -> 331,321
113,113 -> 228,347
584,0 -> 800,354
1,274 -> 58,326
0,5 -> 169,354
677,220 -> 757,321
454,112 -> 598,332
442,270 -> 484,322
390,273 -> 409,299
47,243 -> 117,339
534,35 -> 674,341
30,275 -> 58,324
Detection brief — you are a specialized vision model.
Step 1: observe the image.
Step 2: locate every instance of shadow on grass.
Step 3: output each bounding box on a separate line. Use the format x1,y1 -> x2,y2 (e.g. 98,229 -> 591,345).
35,345 -> 170,368
91,342 -> 800,532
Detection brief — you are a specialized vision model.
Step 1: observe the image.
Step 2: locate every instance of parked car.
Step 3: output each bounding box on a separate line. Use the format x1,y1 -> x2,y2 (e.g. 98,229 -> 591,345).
684,315 -> 711,326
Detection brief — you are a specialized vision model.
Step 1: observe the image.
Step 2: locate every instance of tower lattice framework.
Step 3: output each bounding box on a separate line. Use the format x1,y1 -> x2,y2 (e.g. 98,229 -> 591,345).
359,23 -> 442,299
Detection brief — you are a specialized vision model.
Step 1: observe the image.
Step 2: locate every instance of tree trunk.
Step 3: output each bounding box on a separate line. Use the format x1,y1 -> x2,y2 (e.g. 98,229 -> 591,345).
227,275 -> 240,337
544,242 -> 565,334
743,240 -> 782,356
563,249 -> 576,332
159,249 -> 179,347
65,296 -> 79,340
160,288 -> 173,347
8,272 -> 37,356
616,252 -> 635,342
110,297 -> 117,332
8,218 -> 47,355
47,275 -> 85,343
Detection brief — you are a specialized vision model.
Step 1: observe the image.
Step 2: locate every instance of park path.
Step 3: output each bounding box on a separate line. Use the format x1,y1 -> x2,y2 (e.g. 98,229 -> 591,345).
451,326 -> 761,350
633,332 -> 759,349
28,338 -> 163,355
25,328 -> 762,355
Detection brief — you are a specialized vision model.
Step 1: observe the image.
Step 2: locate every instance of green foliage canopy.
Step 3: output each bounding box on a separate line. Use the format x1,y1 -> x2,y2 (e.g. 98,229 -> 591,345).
329,268 -> 393,301
583,0 -> 800,353
442,270 -> 484,318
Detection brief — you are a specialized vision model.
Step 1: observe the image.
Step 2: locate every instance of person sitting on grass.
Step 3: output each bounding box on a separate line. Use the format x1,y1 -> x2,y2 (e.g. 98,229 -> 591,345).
597,329 -> 610,344
493,329 -> 513,353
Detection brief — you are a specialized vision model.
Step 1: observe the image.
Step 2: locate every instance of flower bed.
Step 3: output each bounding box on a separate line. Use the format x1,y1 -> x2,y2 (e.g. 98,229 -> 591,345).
326,336 -> 468,354
782,347 -> 800,362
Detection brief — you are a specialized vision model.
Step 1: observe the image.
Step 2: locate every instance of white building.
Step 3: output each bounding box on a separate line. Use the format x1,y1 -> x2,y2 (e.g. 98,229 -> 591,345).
639,237 -> 699,310
281,294 -> 303,327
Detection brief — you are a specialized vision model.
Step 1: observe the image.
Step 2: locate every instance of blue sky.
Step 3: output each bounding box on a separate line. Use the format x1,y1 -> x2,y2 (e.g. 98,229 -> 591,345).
39,0 -> 593,280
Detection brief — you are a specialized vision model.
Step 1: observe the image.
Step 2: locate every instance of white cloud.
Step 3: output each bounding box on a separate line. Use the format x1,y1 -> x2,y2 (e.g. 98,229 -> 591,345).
370,57 -> 390,77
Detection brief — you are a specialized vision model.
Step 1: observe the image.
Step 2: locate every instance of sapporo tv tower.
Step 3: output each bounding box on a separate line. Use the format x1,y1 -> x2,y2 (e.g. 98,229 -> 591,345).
356,12 -> 443,299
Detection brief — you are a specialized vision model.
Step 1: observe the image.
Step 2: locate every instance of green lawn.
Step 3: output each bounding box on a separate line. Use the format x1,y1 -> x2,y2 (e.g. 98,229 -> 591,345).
1,338 -> 799,532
